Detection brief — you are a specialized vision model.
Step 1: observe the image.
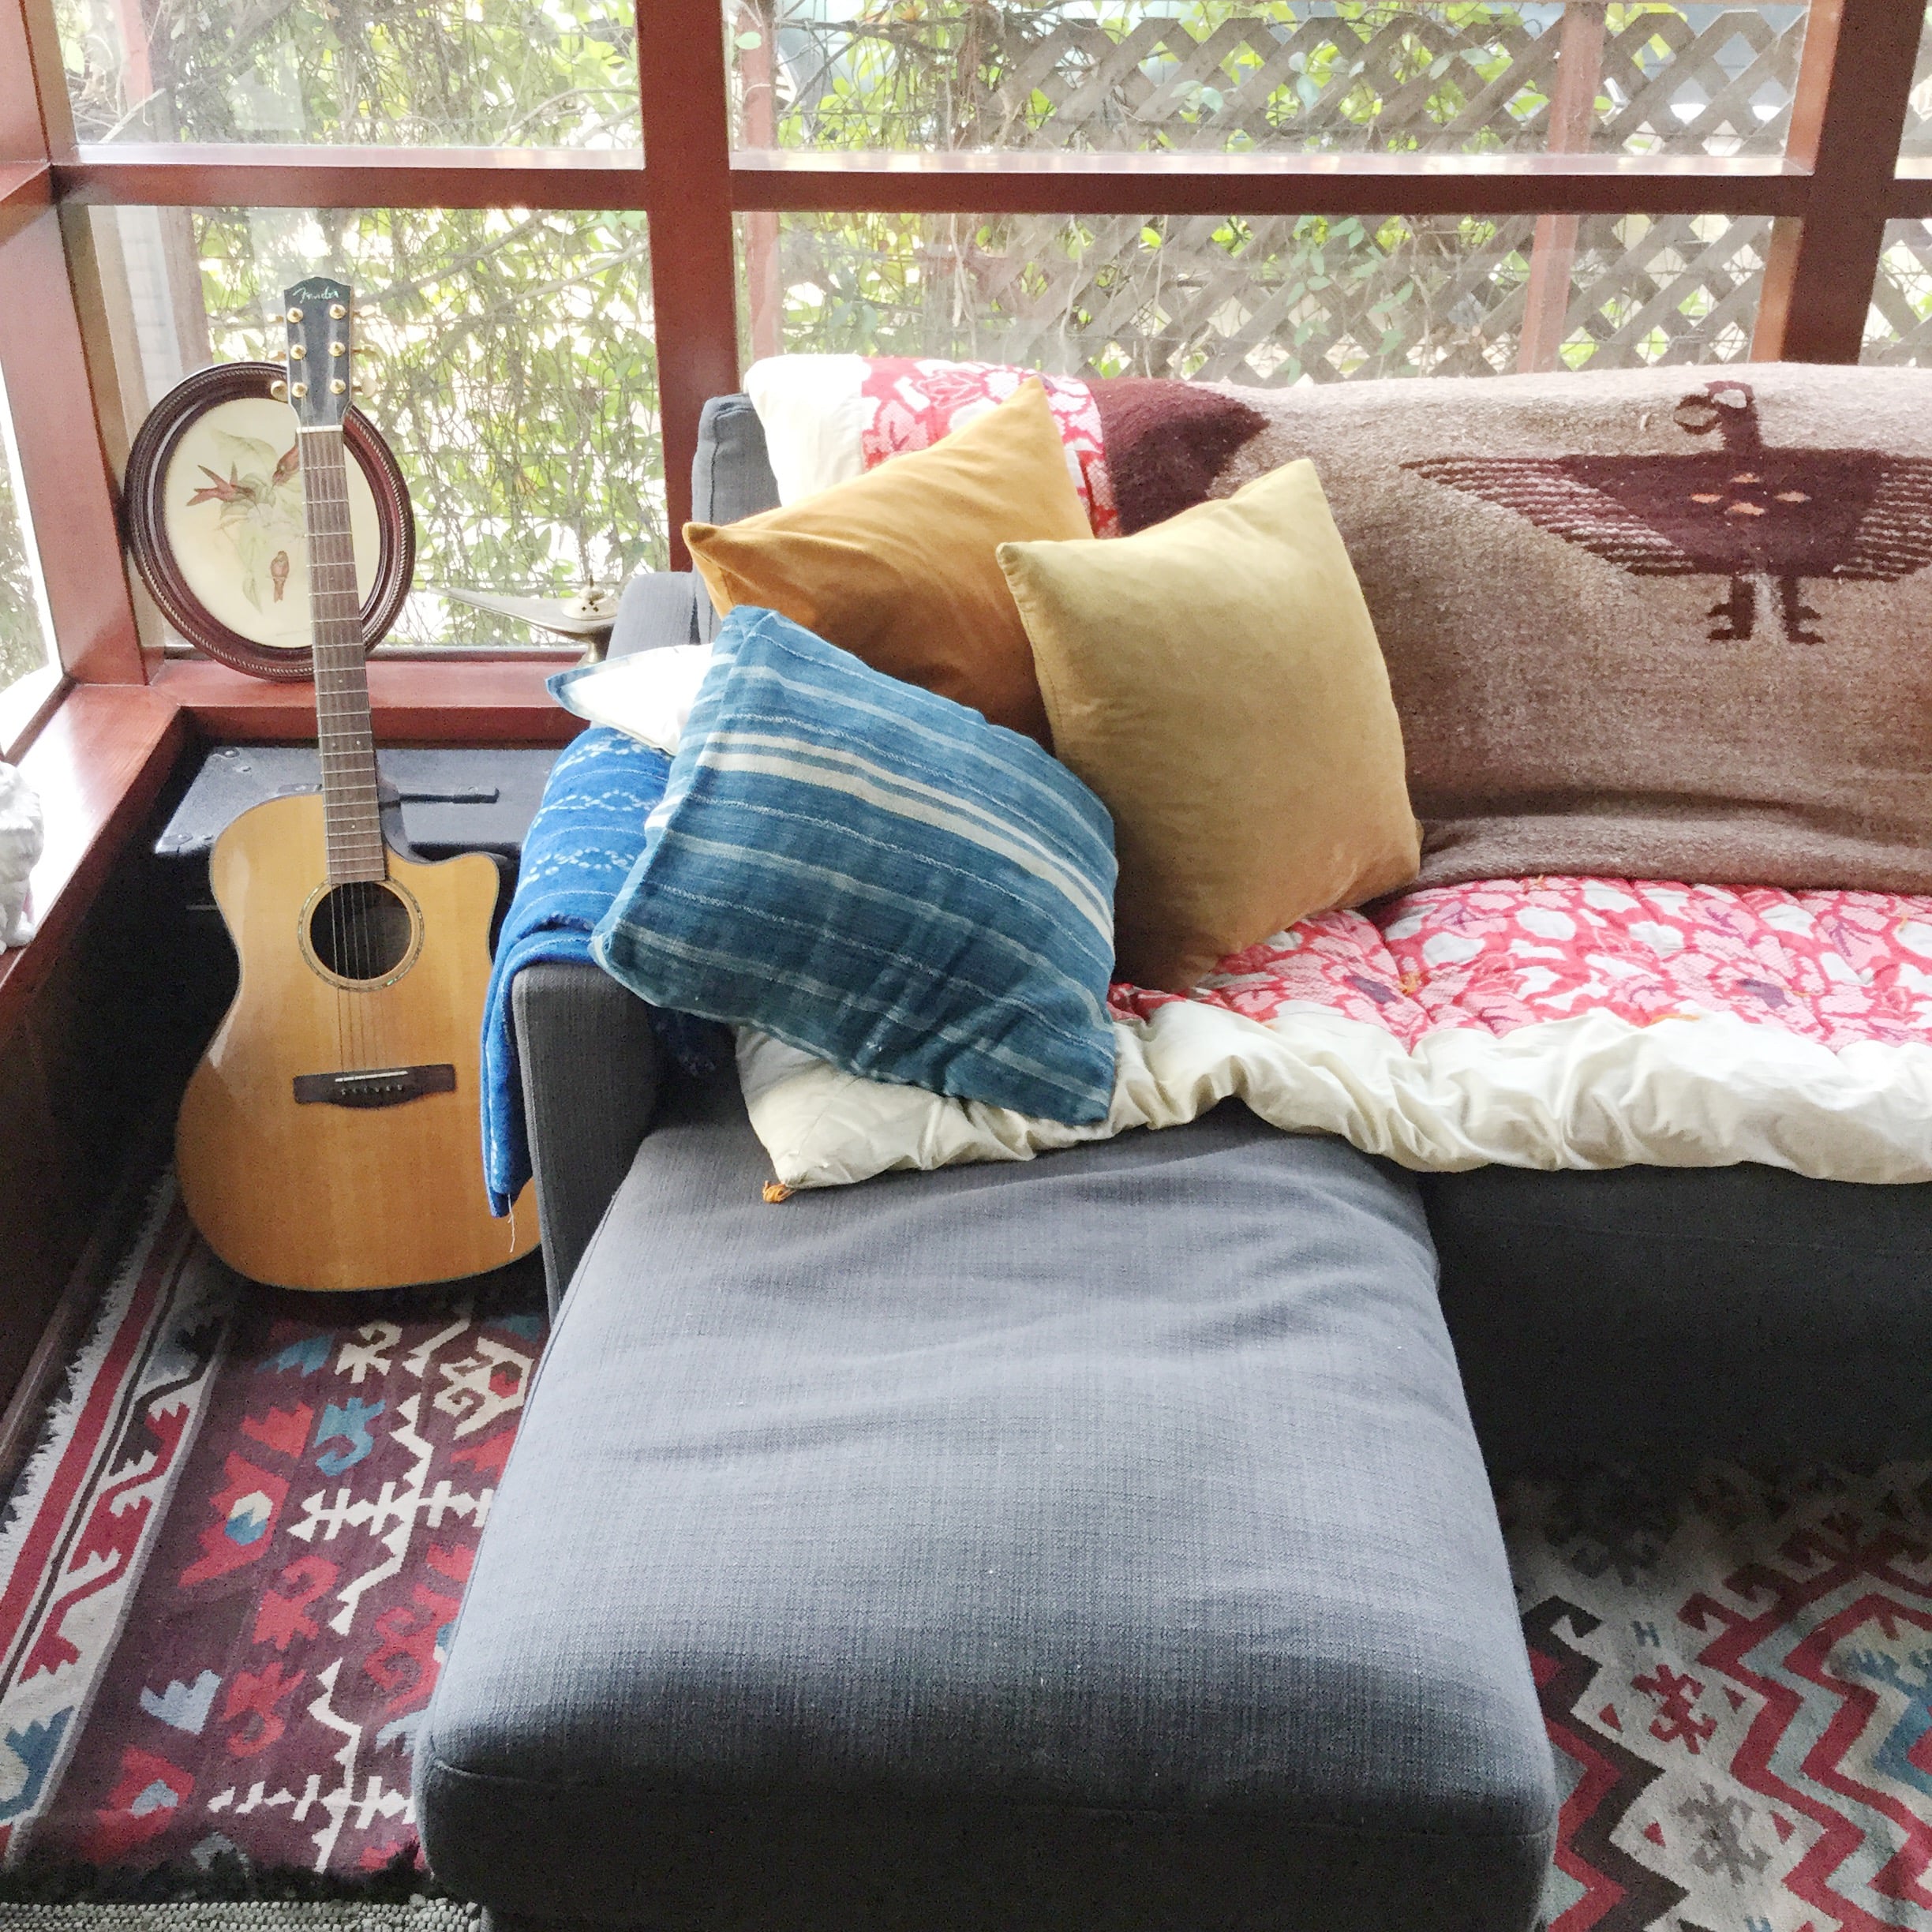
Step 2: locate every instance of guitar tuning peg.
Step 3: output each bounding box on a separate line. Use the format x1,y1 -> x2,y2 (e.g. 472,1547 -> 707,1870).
271,379 -> 288,401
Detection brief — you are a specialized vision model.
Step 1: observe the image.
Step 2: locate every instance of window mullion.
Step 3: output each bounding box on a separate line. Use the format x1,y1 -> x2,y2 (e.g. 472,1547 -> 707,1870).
1753,0 -> 1923,363
0,212 -> 145,684
640,0 -> 742,569
3,0 -> 71,164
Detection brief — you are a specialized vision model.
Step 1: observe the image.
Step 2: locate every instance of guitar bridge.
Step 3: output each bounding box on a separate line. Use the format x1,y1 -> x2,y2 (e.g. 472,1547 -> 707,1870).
293,1065 -> 457,1108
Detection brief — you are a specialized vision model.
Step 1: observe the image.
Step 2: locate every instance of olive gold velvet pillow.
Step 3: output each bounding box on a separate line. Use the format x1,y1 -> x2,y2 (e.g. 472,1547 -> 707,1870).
998,459 -> 1421,992
684,380 -> 1091,744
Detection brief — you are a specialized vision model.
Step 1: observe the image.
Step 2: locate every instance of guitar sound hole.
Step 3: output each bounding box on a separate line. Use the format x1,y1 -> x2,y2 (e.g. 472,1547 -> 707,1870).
309,882 -> 414,983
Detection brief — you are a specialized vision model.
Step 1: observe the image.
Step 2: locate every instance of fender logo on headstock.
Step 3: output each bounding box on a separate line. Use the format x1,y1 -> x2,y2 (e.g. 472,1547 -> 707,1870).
283,275 -> 354,431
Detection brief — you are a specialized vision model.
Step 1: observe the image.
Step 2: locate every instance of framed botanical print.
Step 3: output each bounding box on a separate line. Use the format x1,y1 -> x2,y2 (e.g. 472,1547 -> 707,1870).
123,362 -> 414,680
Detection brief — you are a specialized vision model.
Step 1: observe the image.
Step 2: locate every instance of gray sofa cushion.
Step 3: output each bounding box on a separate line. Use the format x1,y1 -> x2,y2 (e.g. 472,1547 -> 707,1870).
606,566 -> 702,657
690,394 -> 781,643
1430,1163 -> 1932,1474
418,1081 -> 1556,1930
692,394 -> 781,527
606,394 -> 781,660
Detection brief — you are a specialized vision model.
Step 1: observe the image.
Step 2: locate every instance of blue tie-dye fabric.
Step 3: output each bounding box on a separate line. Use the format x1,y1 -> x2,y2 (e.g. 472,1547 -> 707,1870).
480,726 -> 724,1216
593,608 -> 1118,1125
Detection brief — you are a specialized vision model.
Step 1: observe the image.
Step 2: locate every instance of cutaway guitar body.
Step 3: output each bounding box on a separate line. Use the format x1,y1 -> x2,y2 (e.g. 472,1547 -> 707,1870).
178,794 -> 536,1290
175,273 -> 536,1291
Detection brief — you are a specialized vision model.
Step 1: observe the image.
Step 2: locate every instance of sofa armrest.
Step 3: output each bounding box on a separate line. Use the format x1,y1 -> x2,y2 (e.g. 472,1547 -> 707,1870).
512,960 -> 663,1314
607,569 -> 703,659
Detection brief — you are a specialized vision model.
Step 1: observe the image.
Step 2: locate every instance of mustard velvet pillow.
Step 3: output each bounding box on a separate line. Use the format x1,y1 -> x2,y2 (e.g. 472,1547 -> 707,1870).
998,459 -> 1421,991
684,380 -> 1091,745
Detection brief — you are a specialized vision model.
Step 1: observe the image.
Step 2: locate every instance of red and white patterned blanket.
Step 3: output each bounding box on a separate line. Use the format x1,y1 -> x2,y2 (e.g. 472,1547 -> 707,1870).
1117,878 -> 1932,1053
741,867 -> 1932,1192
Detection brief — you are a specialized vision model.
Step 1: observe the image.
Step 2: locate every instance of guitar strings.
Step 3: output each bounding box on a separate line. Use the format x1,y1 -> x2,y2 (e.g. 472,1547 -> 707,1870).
301,343 -> 410,1084
305,425 -> 371,1076
306,442 -> 349,1076
331,845 -> 346,1071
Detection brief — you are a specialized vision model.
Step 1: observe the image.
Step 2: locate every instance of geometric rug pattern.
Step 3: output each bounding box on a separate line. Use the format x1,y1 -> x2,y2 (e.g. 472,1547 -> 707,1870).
0,1181 -> 541,1889
1,1176 -> 1927,1926
0,1908 -> 472,1929
1510,1465 -> 1932,1931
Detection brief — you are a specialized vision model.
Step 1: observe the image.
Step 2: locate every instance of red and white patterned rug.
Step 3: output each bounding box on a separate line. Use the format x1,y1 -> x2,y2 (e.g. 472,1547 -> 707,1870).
1510,1465 -> 1932,1931
0,1178 -> 1926,1926
0,1179 -> 541,1891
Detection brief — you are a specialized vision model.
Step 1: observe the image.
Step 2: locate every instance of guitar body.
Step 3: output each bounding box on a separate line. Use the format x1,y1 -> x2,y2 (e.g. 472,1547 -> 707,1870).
177,792 -> 537,1291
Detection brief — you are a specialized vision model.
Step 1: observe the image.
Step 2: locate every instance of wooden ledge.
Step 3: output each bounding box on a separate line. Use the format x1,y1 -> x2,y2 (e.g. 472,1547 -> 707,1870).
0,659 -> 582,1047
52,143 -> 1829,219
0,683 -> 189,1047
151,657 -> 585,745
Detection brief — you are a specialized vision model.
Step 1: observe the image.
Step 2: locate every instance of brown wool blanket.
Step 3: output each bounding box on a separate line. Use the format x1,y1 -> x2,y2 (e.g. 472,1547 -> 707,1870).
1094,362 -> 1932,894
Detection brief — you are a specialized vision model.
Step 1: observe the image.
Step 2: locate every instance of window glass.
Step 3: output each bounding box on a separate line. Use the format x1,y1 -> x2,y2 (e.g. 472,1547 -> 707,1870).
728,2 -> 1807,159
56,0 -> 638,145
0,366 -> 55,712
96,206 -> 662,649
743,208 -> 1769,380
1865,219 -> 1932,363
1897,3 -> 1932,155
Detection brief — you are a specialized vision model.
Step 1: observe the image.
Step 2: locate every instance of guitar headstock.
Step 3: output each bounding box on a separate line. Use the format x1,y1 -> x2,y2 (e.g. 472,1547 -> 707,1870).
281,276 -> 354,430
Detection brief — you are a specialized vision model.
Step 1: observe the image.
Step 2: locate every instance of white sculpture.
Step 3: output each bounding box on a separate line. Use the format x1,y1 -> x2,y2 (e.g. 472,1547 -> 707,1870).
0,760 -> 43,950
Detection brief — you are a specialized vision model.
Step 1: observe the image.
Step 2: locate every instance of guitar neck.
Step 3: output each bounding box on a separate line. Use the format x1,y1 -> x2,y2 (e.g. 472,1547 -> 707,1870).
298,425 -> 384,885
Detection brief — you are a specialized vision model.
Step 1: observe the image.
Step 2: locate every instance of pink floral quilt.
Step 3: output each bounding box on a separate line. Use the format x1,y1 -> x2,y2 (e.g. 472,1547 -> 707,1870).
856,357 -> 1119,536
1112,878 -> 1932,1054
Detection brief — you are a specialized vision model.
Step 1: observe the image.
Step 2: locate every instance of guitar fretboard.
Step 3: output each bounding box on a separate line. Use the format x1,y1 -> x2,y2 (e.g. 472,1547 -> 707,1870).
298,427 -> 384,885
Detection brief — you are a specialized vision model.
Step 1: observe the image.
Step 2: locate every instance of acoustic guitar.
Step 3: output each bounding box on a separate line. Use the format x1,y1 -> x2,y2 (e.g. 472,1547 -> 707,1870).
176,277 -> 538,1291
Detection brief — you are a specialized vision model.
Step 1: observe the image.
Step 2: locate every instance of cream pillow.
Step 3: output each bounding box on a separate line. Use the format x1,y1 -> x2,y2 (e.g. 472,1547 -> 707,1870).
998,459 -> 1420,991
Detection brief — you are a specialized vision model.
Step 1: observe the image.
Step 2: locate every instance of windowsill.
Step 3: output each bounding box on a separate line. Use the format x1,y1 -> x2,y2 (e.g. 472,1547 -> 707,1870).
156,642 -> 584,662
0,658 -> 584,1046
0,663 -> 67,764
150,657 -> 585,744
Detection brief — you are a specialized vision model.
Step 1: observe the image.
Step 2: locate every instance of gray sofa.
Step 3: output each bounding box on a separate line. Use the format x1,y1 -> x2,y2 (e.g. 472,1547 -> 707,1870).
414,395 -> 1932,1932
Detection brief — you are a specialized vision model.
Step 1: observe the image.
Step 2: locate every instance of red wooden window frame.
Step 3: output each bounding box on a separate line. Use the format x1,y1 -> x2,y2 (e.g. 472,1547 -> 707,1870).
1,0 -> 1927,726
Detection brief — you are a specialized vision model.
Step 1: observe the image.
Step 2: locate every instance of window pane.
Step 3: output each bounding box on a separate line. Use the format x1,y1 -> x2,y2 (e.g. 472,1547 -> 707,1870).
1864,219 -> 1932,363
96,206 -> 662,649
57,0 -> 638,145
1899,3 -> 1932,155
744,208 -> 1769,381
0,366 -> 54,709
729,2 -> 1807,159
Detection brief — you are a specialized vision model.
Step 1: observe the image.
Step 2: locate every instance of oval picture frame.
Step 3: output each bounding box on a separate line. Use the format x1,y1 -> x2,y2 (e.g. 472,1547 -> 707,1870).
123,361 -> 414,682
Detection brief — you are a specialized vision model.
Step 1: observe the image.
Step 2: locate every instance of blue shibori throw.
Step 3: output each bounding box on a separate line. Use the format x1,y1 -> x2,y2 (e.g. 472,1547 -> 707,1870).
479,725 -> 725,1216
593,606 -> 1120,1124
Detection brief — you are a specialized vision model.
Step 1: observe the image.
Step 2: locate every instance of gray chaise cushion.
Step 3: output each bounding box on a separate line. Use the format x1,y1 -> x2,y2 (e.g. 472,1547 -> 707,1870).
419,1082 -> 1556,1930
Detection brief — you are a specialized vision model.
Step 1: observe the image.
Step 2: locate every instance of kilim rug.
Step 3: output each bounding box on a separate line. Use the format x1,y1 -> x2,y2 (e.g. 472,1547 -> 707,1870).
0,1178 -> 542,1899
0,1908 -> 471,1930
1,1174 -> 1928,1929
1508,1463 -> 1932,1931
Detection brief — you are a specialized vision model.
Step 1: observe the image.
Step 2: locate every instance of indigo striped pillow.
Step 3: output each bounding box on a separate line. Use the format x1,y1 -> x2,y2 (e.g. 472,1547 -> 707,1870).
591,606 -> 1119,1123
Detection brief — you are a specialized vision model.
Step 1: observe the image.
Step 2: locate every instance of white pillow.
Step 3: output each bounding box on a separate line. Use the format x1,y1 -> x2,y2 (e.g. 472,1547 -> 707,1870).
743,354 -> 870,504
549,643 -> 712,755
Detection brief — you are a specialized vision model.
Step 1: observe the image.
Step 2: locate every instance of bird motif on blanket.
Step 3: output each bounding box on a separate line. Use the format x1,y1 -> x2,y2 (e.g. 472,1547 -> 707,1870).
1403,380 -> 1932,645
